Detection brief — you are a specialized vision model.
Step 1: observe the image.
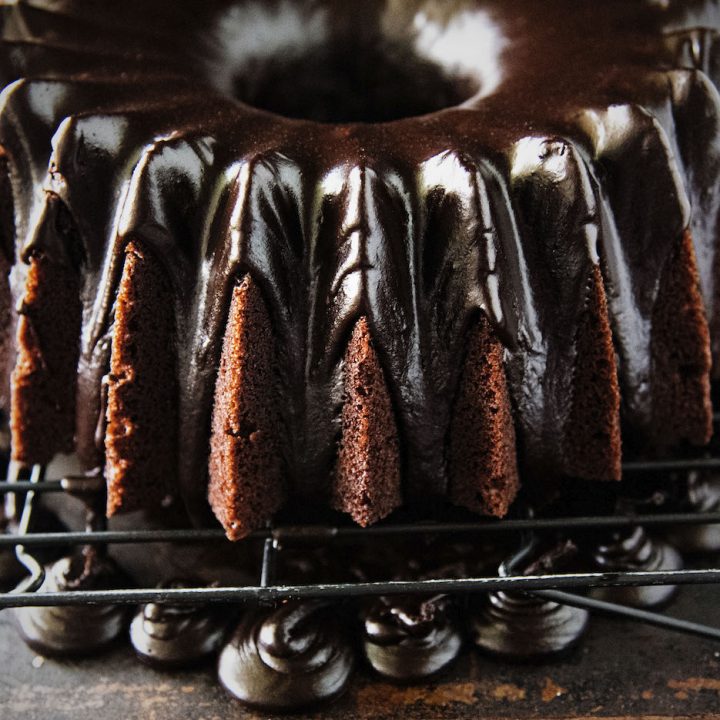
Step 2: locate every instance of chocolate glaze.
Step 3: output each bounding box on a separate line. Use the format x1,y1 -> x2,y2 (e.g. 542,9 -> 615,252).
471,587 -> 590,660
472,545 -> 590,659
665,470 -> 720,552
590,526 -> 683,608
0,516 -> 21,588
0,1 -> 717,529
363,594 -> 462,680
217,600 -> 354,711
13,549 -> 127,656
130,579 -> 233,668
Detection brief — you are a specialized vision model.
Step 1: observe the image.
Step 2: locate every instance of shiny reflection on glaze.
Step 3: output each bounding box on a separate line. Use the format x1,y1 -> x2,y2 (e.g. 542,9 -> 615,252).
218,600 -> 354,711
13,554 -> 127,656
204,0 -> 331,99
0,0 -> 718,531
665,471 -> 720,552
590,526 -> 682,608
130,579 -> 233,668
203,0 -> 491,122
472,588 -> 590,659
403,4 -> 507,100
363,594 -> 462,680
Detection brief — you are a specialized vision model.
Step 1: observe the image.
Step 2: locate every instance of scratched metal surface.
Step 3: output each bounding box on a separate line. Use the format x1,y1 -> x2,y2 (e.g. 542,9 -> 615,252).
2,575 -> 720,720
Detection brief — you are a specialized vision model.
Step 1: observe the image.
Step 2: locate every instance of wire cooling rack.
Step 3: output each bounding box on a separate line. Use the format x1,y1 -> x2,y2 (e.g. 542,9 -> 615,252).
1,448 -> 720,643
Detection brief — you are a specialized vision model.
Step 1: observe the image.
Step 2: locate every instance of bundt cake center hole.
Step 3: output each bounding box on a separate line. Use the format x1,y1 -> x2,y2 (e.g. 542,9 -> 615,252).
228,40 -> 480,124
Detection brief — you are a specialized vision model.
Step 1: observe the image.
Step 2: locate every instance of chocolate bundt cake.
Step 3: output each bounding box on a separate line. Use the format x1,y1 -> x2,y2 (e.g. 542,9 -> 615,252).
0,0 -> 718,538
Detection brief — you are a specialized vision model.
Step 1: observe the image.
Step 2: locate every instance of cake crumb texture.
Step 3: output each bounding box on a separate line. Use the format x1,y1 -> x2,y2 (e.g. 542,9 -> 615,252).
208,274 -> 284,540
448,312 -> 519,517
105,239 -> 177,516
332,316 -> 402,526
11,251 -> 80,465
651,230 -> 712,447
564,264 -> 622,481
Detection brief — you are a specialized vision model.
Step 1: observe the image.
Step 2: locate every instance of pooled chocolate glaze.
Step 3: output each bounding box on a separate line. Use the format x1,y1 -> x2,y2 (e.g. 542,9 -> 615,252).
471,587 -> 590,660
665,471 -> 720,553
363,594 -> 462,680
590,526 -> 682,608
472,542 -> 589,659
217,599 -> 354,711
130,579 -> 233,668
13,550 -> 127,655
0,1 -> 718,531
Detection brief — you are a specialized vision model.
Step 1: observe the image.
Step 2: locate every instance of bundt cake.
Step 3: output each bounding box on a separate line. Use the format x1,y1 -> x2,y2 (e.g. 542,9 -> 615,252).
0,0 -> 718,538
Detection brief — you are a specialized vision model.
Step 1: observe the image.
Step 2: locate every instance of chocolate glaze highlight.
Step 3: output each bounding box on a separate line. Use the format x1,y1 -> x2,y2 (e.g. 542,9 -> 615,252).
590,526 -> 683,608
363,594 -> 462,680
217,600 -> 354,710
130,579 -> 233,668
472,547 -> 590,659
13,551 -> 127,656
0,1 -> 718,536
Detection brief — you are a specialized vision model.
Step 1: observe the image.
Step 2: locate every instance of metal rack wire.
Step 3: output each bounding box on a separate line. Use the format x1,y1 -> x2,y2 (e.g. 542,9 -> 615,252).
1,452 -> 720,644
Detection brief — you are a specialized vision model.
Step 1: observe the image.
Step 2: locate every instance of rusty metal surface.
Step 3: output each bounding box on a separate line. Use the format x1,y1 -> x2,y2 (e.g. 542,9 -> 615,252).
2,577 -> 720,720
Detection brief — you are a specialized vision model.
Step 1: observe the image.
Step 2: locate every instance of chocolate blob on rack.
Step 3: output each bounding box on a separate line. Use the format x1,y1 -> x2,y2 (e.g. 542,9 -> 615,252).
217,599 -> 354,711
130,579 -> 234,668
590,526 -> 683,608
472,542 -> 590,659
363,593 -> 462,680
13,550 -> 127,656
0,0 -> 717,540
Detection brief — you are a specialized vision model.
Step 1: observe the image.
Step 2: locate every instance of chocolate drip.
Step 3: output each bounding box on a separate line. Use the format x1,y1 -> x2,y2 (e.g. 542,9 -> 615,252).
13,549 -> 127,656
217,600 -> 354,711
363,594 -> 461,680
666,69 -> 720,374
590,526 -> 682,608
570,103 -> 693,449
130,579 -> 232,668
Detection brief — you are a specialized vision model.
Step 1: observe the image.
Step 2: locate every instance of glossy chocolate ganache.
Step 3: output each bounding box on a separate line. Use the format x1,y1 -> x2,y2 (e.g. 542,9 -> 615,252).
0,0 -> 719,537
